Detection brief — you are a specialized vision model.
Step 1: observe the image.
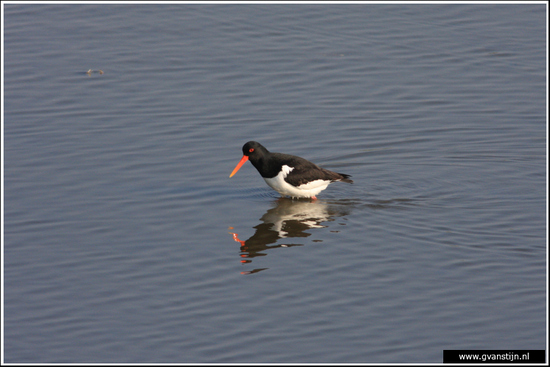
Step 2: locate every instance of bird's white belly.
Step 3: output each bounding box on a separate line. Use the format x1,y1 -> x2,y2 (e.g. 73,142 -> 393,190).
263,165 -> 330,198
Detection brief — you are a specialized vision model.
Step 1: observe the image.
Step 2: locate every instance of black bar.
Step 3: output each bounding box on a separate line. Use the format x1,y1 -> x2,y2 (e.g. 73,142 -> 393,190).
443,350 -> 546,363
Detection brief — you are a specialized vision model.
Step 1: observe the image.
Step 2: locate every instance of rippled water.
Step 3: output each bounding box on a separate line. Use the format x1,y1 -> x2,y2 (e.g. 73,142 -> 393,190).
3,3 -> 547,363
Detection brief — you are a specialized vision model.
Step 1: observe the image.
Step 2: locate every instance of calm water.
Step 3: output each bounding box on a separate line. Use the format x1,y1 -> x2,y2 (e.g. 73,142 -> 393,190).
3,3 -> 547,363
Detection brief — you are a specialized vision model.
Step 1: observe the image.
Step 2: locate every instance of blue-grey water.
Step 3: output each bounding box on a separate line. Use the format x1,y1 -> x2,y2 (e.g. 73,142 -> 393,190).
3,3 -> 547,363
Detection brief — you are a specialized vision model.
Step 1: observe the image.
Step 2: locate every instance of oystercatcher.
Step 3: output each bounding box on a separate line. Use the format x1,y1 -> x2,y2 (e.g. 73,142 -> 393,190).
229,141 -> 353,199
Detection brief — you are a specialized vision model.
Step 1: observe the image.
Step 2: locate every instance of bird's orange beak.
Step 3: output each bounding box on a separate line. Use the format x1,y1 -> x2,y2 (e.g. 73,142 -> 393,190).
229,155 -> 249,177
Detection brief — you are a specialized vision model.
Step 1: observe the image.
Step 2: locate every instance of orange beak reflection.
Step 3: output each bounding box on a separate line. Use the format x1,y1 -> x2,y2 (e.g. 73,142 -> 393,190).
229,155 -> 249,178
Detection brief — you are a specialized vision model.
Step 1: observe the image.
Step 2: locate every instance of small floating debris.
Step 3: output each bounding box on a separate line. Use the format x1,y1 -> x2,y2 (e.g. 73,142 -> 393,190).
86,69 -> 104,76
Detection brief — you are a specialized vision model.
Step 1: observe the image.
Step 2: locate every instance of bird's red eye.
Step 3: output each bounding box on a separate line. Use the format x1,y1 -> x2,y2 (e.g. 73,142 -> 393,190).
249,148 -> 255,153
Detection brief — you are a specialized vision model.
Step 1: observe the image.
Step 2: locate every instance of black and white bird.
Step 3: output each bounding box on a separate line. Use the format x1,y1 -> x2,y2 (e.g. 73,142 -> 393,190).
229,141 -> 353,199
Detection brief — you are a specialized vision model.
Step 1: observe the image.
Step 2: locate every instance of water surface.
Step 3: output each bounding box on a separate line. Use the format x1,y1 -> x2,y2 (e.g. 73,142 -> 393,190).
3,3 -> 547,363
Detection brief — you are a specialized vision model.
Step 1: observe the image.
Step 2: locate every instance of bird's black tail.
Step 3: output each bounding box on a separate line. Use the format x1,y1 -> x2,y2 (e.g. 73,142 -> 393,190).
337,173 -> 353,184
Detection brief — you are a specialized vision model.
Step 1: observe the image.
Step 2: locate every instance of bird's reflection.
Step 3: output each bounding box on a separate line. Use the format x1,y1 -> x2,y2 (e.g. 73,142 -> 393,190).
229,198 -> 350,274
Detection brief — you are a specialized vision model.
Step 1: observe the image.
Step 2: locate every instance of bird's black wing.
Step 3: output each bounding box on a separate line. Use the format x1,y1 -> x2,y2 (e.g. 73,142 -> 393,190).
275,153 -> 352,186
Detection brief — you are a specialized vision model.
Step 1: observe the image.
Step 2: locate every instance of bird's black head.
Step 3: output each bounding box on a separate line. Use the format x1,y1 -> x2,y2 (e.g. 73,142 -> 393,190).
242,141 -> 269,159
230,141 -> 271,178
